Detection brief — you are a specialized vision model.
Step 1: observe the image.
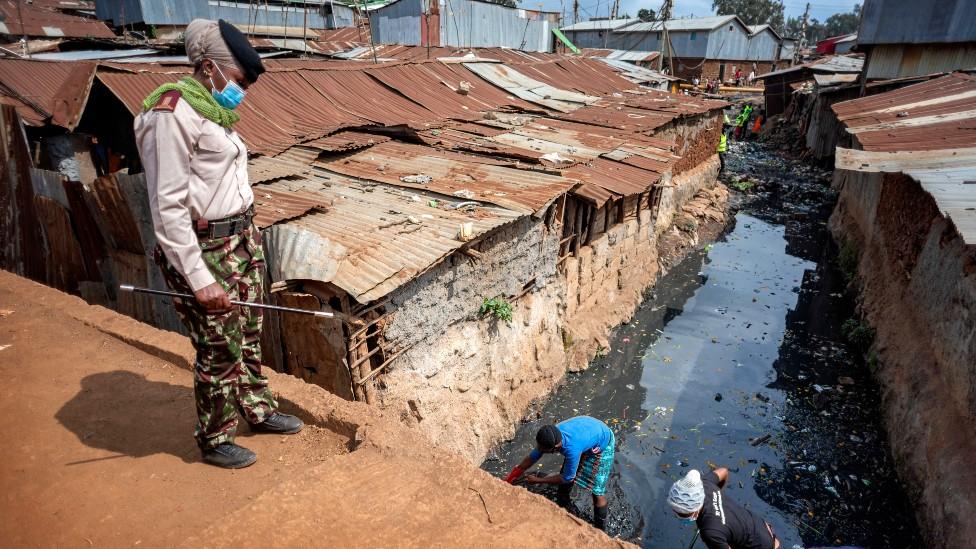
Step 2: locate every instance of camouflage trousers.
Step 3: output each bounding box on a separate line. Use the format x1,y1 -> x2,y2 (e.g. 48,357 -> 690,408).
155,222 -> 278,450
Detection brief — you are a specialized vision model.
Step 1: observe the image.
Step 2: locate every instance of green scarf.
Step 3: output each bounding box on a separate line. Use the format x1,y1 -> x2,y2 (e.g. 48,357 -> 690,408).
141,76 -> 240,128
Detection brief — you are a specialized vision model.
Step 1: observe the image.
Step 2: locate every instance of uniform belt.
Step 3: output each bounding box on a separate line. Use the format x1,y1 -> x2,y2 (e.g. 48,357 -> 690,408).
194,206 -> 254,239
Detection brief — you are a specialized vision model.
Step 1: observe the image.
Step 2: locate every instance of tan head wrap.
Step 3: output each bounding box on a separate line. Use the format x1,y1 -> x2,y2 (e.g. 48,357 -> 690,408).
185,19 -> 242,72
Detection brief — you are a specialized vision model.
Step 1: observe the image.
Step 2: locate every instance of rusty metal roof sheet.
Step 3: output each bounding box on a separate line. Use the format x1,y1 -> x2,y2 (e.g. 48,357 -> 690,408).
832,72 -> 976,152
261,174 -> 523,302
98,70 -> 332,154
298,68 -> 438,128
248,146 -> 317,184
365,63 -> 497,120
318,140 -> 577,215
252,185 -> 330,229
421,62 -> 542,113
833,73 -> 976,245
0,59 -> 96,129
248,71 -> 367,141
303,130 -> 392,152
519,58 -> 640,97
463,62 -> 600,113
0,0 -> 114,39
562,158 -> 662,196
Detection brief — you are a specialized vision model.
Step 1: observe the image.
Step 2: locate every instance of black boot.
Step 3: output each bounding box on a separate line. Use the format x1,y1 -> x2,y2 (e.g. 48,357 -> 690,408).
556,483 -> 573,508
593,504 -> 608,531
250,411 -> 304,434
202,442 -> 257,469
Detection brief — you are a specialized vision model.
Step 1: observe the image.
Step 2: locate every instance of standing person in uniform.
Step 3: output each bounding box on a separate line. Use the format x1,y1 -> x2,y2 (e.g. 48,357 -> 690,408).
504,416 -> 615,531
668,468 -> 781,549
134,19 -> 303,469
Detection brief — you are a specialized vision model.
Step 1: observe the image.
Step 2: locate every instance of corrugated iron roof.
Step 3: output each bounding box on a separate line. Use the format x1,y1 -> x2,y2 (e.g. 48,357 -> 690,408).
832,72 -> 976,245
581,48 -> 660,63
262,174 -> 523,302
252,186 -> 330,229
462,62 -> 600,112
518,58 -> 639,97
298,68 -> 438,128
318,140 -> 578,215
422,62 -> 542,113
833,72 -> 976,151
364,63 -> 496,120
31,48 -> 161,61
560,18 -> 640,32
615,15 -> 740,33
757,55 -> 864,80
0,59 -> 96,129
248,147 -> 316,184
303,131 -> 392,152
0,0 -> 114,39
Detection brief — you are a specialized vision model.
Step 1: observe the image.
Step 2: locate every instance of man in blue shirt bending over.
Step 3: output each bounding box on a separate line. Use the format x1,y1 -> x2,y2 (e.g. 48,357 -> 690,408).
504,416 -> 615,531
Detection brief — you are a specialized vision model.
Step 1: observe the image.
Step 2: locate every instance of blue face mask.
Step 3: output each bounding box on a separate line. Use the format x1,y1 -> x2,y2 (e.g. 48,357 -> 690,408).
210,63 -> 246,110
680,515 -> 697,524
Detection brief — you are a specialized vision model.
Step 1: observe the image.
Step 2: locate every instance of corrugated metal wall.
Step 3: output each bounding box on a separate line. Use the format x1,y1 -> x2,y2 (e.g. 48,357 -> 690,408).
866,43 -> 976,80
667,30 -> 708,58
333,6 -> 357,28
96,0 -> 209,26
591,26 -> 754,60
369,0 -> 424,46
859,0 -> 976,45
706,22 -> 749,59
779,40 -> 795,60
563,30 -> 618,49
209,1 -> 331,29
96,0 -> 346,29
745,30 -> 778,61
438,0 -> 552,51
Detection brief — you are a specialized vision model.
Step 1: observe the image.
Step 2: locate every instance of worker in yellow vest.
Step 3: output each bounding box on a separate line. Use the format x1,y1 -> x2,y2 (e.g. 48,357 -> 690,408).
717,113 -> 731,174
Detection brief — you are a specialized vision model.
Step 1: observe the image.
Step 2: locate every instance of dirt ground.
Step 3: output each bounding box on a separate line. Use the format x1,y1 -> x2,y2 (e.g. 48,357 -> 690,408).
0,271 -> 627,548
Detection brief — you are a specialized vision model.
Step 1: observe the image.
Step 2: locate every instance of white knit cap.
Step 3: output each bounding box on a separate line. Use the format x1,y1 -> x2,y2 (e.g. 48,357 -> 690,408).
668,469 -> 706,514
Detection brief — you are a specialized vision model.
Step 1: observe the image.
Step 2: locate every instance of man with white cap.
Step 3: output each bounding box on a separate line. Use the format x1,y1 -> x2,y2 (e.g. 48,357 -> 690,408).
668,468 -> 781,549
134,19 -> 303,469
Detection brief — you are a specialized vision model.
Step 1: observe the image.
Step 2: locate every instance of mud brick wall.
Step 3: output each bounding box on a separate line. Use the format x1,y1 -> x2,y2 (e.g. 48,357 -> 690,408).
674,59 -> 777,82
663,113 -> 723,176
830,169 -> 976,548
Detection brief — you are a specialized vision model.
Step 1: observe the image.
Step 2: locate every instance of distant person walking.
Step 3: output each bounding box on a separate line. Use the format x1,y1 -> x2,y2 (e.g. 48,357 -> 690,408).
505,416 -> 616,531
669,468 -> 781,549
134,19 -> 303,469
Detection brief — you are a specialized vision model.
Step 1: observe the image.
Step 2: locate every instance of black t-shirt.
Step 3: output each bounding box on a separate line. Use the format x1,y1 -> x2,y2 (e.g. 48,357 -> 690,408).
696,471 -> 774,549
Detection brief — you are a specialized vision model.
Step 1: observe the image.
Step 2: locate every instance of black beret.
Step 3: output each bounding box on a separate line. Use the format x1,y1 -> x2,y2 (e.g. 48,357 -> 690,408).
218,19 -> 265,83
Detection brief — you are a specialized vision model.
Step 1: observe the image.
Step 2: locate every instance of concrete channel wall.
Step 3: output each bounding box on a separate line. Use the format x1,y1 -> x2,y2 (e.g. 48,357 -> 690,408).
829,169 -> 976,547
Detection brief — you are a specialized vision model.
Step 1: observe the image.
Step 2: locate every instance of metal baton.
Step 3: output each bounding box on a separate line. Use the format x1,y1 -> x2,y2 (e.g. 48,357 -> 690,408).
119,284 -> 335,318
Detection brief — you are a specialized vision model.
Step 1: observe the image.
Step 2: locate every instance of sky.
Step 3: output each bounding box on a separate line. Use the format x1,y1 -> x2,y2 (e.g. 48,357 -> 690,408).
537,0 -> 861,25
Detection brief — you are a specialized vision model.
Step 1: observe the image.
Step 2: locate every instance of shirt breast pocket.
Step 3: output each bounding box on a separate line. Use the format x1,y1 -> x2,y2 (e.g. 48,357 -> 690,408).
193,131 -> 233,181
197,131 -> 231,154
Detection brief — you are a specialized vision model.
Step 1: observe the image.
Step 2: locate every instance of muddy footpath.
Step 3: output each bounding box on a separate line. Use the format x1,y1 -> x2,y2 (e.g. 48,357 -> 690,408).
484,141 -> 923,548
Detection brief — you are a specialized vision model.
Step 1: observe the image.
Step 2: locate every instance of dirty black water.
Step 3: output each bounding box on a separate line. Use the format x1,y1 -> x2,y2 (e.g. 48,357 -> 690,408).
483,142 -> 922,548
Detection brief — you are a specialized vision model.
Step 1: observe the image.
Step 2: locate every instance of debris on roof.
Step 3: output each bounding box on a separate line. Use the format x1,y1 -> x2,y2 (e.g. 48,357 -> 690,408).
0,44 -> 727,304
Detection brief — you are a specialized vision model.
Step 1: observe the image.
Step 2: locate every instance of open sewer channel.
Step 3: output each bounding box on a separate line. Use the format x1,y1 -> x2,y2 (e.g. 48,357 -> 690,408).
483,142 -> 922,548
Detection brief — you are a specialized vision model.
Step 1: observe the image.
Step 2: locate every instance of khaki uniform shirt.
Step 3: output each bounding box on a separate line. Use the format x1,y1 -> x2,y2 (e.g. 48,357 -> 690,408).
134,94 -> 252,291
